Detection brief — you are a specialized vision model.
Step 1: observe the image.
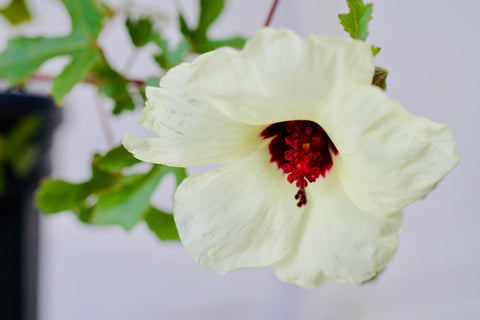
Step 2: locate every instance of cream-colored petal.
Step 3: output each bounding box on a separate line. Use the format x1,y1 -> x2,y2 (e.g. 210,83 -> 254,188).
187,28 -> 374,125
273,169 -> 403,288
315,84 -> 460,215
174,148 -> 305,275
122,63 -> 264,167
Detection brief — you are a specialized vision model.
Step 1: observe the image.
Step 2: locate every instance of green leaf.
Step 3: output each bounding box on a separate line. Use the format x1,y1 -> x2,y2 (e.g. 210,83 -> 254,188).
36,146 -> 185,240
371,45 -> 381,56
178,0 -> 245,54
93,144 -> 141,173
339,0 -> 373,41
92,165 -> 166,230
3,115 -> 40,176
0,0 -> 32,25
36,160 -> 120,214
0,0 -> 105,101
196,0 -> 225,36
144,206 -> 179,241
140,76 -> 161,102
36,179 -> 93,213
170,166 -> 187,187
125,17 -> 155,47
91,59 -> 135,114
196,36 -> 247,53
51,48 -> 101,102
153,36 -> 191,70
372,66 -> 388,90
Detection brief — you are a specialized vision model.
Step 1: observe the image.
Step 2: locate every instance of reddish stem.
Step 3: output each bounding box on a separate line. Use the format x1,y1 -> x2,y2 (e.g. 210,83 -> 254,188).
30,73 -> 146,87
264,0 -> 280,27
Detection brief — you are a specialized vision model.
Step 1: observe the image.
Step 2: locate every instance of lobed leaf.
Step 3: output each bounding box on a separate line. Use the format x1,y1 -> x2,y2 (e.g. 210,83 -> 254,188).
92,165 -> 166,230
91,59 -> 135,114
36,147 -> 184,241
0,0 -> 137,111
125,17 -> 155,48
339,0 -> 373,41
93,144 -> 141,173
179,0 -> 246,54
145,206 -> 179,241
153,36 -> 191,70
51,48 -> 101,102
0,0 -> 32,25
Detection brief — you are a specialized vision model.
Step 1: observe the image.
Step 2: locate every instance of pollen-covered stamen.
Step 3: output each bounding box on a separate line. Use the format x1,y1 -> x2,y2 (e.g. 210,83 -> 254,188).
261,120 -> 338,207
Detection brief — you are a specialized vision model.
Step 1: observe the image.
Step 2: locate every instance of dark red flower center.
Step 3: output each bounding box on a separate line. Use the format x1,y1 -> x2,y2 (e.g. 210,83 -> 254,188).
260,120 -> 338,207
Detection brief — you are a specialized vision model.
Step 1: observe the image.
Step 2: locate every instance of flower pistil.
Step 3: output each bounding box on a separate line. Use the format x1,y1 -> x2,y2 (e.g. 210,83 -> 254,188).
261,120 -> 338,207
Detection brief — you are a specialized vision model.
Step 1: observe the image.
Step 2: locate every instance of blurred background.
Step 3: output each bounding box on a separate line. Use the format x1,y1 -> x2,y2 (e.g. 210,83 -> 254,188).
0,0 -> 479,319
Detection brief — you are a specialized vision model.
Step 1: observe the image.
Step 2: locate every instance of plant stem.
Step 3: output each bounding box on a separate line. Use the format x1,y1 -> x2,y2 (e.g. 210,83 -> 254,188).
29,73 -> 145,87
264,0 -> 280,27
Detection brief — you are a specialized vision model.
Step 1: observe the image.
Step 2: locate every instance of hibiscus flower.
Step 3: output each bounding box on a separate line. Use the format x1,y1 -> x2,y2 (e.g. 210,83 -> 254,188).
123,28 -> 459,287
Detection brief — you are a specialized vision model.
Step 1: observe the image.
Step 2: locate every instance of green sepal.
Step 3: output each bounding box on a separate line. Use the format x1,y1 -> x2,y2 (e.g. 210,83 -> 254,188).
372,67 -> 388,91
371,46 -> 381,56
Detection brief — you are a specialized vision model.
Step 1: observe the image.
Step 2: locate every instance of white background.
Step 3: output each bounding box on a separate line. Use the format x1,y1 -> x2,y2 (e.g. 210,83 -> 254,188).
1,0 -> 479,319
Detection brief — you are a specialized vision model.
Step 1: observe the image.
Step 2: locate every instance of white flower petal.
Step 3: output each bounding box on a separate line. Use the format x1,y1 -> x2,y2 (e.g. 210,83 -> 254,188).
174,148 -> 305,275
187,28 -> 374,125
273,170 -> 403,288
316,84 -> 460,215
123,63 -> 264,167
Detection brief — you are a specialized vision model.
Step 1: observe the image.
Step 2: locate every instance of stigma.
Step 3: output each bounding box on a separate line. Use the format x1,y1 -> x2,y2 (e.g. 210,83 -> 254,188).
261,120 -> 338,207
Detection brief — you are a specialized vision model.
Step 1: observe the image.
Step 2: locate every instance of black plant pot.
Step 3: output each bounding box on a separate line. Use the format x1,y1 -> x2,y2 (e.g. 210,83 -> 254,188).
0,91 -> 61,320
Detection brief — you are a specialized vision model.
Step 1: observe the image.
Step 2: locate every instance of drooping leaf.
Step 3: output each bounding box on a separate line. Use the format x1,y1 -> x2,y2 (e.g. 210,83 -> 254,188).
372,67 -> 388,90
92,165 -> 166,230
94,144 -> 141,173
339,0 -> 373,41
144,206 -> 179,241
0,0 -> 32,25
125,17 -> 155,47
0,0 -> 105,102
